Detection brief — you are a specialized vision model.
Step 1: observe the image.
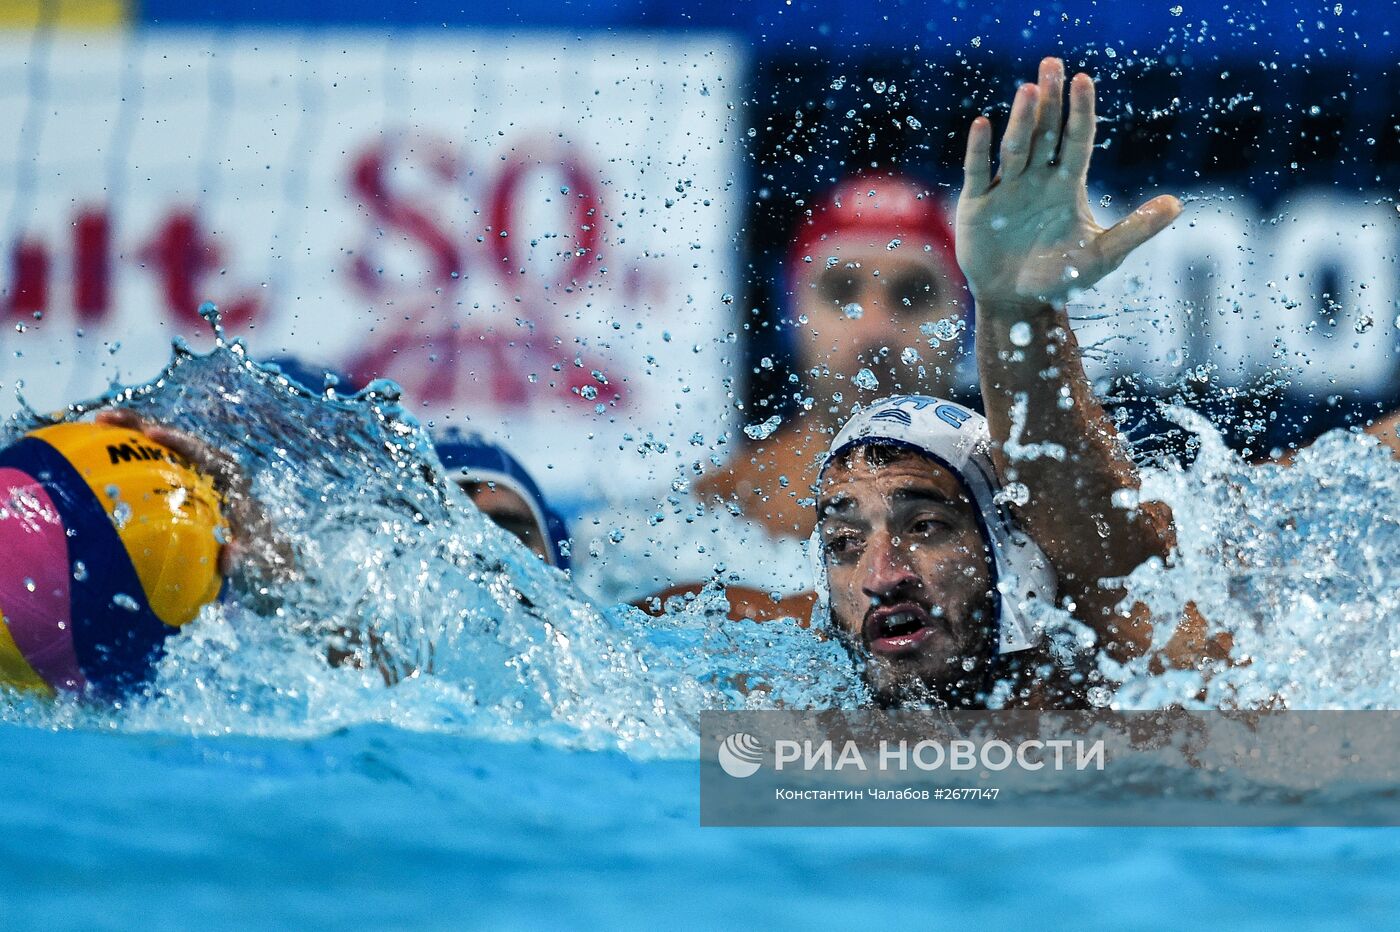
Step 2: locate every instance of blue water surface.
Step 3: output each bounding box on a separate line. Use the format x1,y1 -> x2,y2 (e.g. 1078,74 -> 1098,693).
1,722 -> 1395,931
4,344 -> 1399,930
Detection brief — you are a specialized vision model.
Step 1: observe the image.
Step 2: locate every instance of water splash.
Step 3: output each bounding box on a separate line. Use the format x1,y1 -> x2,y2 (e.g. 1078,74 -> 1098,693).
3,336 -> 1397,755
1107,407 -> 1400,710
0,336 -> 859,756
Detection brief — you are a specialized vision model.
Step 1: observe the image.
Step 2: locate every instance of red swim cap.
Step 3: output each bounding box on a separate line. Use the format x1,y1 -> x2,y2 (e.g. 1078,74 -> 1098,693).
787,173 -> 960,285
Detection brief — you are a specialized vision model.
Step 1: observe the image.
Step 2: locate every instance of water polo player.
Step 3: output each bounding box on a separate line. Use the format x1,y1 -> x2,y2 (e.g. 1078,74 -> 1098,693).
812,58 -> 1230,708
0,418 -> 228,696
434,432 -> 572,570
695,171 -> 969,542
815,396 -> 1080,707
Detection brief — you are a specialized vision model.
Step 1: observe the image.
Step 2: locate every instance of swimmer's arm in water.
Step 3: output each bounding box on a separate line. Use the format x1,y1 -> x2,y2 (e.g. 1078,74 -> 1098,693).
1270,408 -> 1400,466
955,58 -> 1186,660
636,583 -> 816,624
95,409 -> 299,600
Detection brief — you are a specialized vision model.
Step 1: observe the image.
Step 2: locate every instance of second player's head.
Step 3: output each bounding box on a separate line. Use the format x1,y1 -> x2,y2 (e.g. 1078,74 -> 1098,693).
435,433 -> 571,571
787,174 -> 965,403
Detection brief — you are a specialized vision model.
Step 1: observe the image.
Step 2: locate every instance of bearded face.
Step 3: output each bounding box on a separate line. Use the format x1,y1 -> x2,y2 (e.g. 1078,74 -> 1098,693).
818,445 -> 998,705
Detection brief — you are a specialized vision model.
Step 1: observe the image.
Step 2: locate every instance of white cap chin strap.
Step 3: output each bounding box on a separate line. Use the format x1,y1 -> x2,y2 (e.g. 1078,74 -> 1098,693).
815,395 -> 1057,654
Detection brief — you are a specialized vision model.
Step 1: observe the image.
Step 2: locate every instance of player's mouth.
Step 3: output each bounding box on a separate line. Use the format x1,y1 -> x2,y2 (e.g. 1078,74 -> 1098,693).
864,603 -> 940,657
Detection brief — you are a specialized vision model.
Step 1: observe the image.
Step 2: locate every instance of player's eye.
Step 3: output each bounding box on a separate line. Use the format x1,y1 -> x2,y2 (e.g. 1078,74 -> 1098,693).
888,268 -> 940,311
909,515 -> 952,537
816,268 -> 861,307
822,531 -> 863,562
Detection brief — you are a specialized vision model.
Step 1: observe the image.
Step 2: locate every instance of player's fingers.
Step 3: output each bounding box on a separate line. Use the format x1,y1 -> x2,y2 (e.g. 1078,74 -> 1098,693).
962,116 -> 993,193
144,424 -> 218,465
145,425 -> 244,491
95,408 -> 146,430
1060,73 -> 1098,178
998,83 -> 1040,177
1032,57 -> 1066,165
218,539 -> 245,578
96,409 -> 244,494
1096,194 -> 1182,271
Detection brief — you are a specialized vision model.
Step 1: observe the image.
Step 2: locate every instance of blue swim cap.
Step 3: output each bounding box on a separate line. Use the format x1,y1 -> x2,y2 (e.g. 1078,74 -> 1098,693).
434,433 -> 571,571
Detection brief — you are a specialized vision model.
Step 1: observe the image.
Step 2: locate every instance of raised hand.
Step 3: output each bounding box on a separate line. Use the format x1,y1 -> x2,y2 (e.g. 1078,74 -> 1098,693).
955,57 -> 1181,310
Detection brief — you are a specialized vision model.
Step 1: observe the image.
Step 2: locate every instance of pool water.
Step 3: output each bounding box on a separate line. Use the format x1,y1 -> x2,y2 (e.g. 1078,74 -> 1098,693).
2,721 -> 1397,930
3,337 -> 1400,928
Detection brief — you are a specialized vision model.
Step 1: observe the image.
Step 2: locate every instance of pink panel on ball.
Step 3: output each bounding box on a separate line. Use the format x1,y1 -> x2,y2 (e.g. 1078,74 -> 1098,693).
0,467 -> 87,691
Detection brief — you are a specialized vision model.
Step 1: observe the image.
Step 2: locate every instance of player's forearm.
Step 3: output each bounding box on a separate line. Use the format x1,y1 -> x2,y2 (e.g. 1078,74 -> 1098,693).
975,299 -> 1173,586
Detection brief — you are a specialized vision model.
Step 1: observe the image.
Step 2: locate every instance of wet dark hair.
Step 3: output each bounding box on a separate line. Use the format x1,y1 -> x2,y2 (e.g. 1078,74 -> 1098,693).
825,439 -> 938,476
820,441 -> 974,517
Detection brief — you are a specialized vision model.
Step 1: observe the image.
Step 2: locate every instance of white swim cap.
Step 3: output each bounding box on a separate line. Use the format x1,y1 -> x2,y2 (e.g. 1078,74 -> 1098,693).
813,395 -> 1056,654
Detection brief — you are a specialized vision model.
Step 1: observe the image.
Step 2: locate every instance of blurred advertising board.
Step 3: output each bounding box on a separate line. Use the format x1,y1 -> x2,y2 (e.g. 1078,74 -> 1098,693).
0,33 -> 745,501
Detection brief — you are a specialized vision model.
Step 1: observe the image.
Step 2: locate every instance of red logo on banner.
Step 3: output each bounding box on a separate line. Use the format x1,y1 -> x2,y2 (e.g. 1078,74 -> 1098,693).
3,206 -> 263,329
343,133 -> 628,412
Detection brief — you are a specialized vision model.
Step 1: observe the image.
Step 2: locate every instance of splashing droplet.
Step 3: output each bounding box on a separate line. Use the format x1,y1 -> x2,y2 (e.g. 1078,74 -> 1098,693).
198,301 -> 226,344
743,415 -> 784,441
1111,488 -> 1140,510
921,316 -> 965,345
994,482 -> 1031,507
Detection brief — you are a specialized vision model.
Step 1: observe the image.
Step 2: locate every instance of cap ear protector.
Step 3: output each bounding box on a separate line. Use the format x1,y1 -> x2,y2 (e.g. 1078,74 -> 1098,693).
813,395 -> 1056,654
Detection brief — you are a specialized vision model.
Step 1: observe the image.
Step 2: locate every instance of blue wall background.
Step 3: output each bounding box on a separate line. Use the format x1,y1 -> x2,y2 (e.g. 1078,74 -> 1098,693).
141,0 -> 1400,64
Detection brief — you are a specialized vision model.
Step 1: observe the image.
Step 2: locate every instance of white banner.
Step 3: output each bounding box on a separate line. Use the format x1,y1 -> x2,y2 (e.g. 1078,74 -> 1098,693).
0,32 -> 745,502
1076,188 -> 1400,396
